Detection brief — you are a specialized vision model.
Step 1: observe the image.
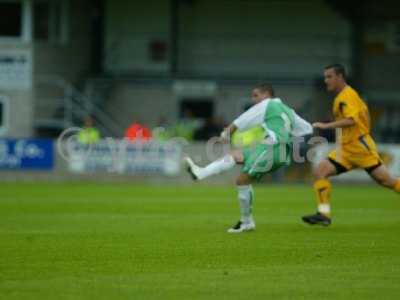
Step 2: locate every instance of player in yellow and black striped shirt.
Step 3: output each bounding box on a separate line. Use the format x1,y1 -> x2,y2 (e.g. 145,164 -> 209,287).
302,64 -> 400,226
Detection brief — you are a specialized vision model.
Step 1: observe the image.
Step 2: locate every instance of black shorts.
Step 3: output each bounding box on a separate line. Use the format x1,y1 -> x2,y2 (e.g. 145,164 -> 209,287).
328,158 -> 382,175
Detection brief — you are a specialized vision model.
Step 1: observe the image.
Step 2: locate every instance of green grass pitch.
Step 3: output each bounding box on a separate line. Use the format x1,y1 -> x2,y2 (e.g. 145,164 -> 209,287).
0,183 -> 399,299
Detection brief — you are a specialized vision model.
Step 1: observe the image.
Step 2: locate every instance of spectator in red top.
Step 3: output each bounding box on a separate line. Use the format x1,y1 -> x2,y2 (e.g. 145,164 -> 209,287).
125,123 -> 152,142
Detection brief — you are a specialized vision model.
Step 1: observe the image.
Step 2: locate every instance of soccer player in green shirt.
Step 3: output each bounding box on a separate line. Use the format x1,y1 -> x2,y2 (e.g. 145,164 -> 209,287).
185,83 -> 312,233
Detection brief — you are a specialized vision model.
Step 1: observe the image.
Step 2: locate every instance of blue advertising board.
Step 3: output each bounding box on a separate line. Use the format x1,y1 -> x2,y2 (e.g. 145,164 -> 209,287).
0,139 -> 54,170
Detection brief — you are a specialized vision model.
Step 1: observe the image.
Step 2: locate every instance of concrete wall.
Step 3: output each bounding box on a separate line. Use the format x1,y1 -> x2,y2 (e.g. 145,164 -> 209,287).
362,21 -> 400,96
34,0 -> 92,81
104,0 -> 351,78
34,0 -> 93,120
104,0 -> 171,74
104,82 -> 175,130
0,89 -> 34,137
100,79 -> 316,132
178,0 -> 351,77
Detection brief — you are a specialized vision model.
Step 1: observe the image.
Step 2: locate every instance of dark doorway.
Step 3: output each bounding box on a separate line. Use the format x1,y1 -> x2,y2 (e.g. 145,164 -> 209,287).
180,99 -> 214,119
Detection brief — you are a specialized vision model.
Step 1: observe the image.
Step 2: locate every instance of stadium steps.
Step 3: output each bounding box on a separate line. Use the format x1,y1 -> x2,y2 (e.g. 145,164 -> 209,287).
34,76 -> 124,138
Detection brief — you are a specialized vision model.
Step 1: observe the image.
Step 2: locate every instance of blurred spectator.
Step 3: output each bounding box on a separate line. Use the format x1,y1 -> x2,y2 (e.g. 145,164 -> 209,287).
125,122 -> 152,142
78,116 -> 100,144
163,109 -> 202,141
152,116 -> 171,141
176,108 -> 202,141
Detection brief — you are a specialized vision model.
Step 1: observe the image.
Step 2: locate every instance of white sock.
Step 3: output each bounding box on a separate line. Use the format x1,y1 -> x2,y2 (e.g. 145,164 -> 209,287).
197,154 -> 236,180
318,204 -> 331,216
237,185 -> 254,224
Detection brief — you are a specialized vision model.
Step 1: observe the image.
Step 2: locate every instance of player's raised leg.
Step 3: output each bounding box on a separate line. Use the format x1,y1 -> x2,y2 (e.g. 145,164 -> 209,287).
302,159 -> 338,226
368,164 -> 400,193
184,149 -> 243,180
227,173 -> 256,233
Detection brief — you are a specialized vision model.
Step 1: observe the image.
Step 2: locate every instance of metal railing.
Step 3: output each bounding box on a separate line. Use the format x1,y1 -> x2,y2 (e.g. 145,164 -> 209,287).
35,75 -> 123,137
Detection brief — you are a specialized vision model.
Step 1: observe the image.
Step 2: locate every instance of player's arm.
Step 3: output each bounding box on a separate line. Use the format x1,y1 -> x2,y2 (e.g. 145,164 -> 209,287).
220,124 -> 238,141
292,110 -> 313,136
314,98 -> 359,130
219,101 -> 266,142
313,118 -> 355,130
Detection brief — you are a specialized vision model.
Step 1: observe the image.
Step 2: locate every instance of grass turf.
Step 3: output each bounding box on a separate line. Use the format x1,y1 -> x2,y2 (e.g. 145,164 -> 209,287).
0,183 -> 399,299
